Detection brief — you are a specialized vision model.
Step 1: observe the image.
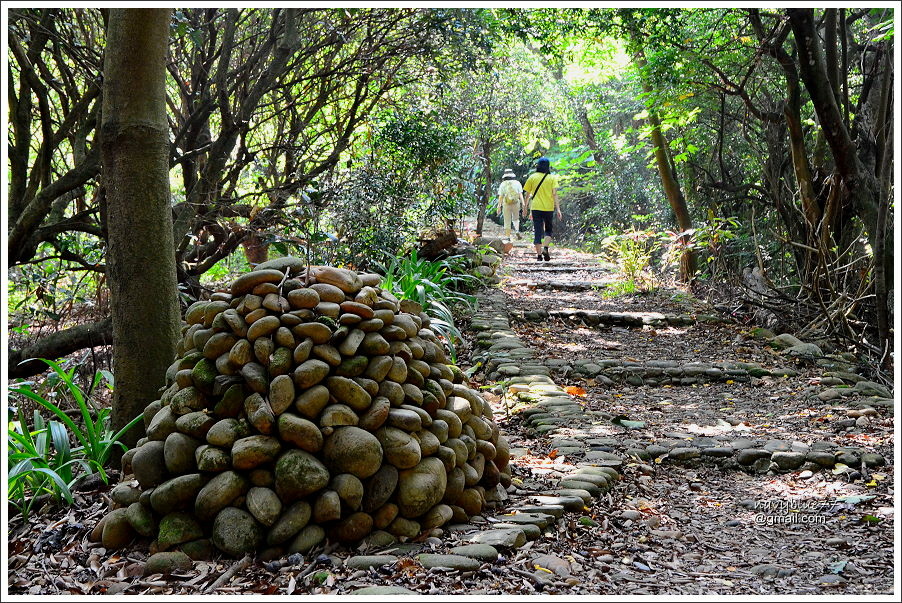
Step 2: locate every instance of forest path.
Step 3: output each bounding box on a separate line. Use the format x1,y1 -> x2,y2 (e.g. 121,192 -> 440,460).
463,235 -> 895,595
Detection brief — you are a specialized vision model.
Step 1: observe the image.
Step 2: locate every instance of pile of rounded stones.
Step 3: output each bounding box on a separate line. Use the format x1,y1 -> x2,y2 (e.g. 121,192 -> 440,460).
92,259 -> 511,559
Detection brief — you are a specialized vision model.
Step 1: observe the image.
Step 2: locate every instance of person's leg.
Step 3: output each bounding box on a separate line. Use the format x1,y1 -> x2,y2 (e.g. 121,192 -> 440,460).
512,206 -> 520,236
502,203 -> 513,238
542,213 -> 554,260
532,210 -> 545,259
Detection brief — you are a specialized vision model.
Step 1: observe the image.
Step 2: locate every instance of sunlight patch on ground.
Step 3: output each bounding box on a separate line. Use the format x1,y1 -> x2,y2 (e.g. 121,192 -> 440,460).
751,476 -> 863,502
683,422 -> 734,437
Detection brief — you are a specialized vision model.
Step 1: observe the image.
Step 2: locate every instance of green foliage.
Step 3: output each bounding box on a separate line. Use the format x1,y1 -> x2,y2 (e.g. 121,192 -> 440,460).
661,216 -> 743,280
324,108 -> 478,270
601,279 -> 640,298
8,238 -> 105,322
600,220 -> 662,283
8,359 -> 143,517
7,409 -> 83,521
376,251 -> 479,363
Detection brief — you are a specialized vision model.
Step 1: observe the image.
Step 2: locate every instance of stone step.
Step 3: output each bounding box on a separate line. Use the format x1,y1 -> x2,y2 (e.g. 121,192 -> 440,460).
511,308 -> 726,327
508,279 -> 616,291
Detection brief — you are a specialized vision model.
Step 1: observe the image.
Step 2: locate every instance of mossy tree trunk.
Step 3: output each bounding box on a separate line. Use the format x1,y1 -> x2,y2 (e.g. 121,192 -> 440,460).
475,140 -> 493,236
101,8 -> 180,449
629,43 -> 697,282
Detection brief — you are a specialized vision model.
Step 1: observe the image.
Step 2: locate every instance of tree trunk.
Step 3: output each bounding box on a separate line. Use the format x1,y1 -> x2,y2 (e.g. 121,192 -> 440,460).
101,9 -> 179,449
788,8 -> 890,303
646,111 -> 696,281
475,140 -> 493,236
629,43 -> 696,282
8,318 -> 114,379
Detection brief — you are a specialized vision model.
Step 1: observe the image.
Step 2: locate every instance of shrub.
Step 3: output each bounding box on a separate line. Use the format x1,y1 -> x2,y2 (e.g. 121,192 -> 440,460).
376,251 -> 478,362
7,359 -> 143,518
601,228 -> 662,283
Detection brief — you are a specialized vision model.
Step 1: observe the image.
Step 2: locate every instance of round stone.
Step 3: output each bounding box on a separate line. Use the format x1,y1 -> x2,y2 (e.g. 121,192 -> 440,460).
157,512 -> 203,550
164,432 -> 201,474
196,445 -> 231,472
313,490 -> 342,522
101,508 -> 135,549
322,426 -> 383,479
133,441 -> 168,488
231,436 -> 281,470
126,502 -> 156,537
417,553 -> 481,571
150,474 -> 205,515
277,413 -> 323,452
195,471 -> 249,521
293,384 -> 330,418
325,377 -> 372,412
175,412 -> 217,439
268,501 -> 312,546
231,269 -> 285,296
319,404 -> 360,427
206,418 -> 248,449
292,359 -> 331,389
144,551 -> 193,576
363,465 -> 399,513
376,426 -> 422,469
397,457 -> 447,518
274,449 -> 330,502
212,507 -> 264,557
331,473 -> 364,510
287,288 -> 320,310
269,375 -> 295,415
330,511 -> 373,542
246,487 -> 282,527
111,483 -> 142,506
771,451 -> 806,470
387,408 -> 422,432
288,525 -> 325,554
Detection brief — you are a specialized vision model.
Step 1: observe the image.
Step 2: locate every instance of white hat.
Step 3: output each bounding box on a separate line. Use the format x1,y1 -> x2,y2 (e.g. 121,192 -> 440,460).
502,168 -> 517,180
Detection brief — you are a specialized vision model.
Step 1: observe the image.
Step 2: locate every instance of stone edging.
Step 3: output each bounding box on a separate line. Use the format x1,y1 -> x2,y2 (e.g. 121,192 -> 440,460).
470,289 -> 621,498
510,308 -> 727,327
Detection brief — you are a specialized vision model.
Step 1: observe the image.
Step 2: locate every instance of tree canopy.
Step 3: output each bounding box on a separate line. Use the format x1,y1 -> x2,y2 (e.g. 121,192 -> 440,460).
7,7 -> 896,377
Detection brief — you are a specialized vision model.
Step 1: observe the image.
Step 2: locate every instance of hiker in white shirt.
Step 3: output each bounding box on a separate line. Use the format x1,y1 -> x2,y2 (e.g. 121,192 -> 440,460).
496,168 -> 524,240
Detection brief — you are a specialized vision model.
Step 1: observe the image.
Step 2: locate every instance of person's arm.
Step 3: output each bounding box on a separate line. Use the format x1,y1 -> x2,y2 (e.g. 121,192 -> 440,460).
554,188 -> 562,220
522,190 -> 531,218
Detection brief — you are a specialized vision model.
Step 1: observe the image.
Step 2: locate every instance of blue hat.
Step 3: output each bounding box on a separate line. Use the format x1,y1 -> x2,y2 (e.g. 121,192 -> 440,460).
537,157 -> 550,173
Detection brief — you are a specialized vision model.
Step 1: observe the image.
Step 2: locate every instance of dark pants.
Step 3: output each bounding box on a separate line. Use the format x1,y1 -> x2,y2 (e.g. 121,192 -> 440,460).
532,210 -> 554,245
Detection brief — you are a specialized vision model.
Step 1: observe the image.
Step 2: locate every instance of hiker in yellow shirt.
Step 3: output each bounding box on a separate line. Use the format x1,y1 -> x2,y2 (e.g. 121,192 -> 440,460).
521,157 -> 562,261
496,168 -> 524,240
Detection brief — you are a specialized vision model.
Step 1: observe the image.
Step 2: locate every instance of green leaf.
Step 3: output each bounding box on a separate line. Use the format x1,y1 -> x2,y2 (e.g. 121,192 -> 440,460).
28,467 -> 74,504
861,514 -> 882,524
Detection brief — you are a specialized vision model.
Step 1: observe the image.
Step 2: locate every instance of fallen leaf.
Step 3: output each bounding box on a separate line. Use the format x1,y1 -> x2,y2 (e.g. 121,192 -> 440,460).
565,386 -> 587,397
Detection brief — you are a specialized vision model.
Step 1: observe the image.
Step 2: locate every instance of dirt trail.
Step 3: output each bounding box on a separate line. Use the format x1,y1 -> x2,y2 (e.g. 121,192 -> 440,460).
471,236 -> 895,595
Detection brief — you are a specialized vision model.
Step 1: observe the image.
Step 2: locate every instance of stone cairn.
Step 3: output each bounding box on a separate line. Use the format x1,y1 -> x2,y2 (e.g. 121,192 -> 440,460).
91,258 -> 511,559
